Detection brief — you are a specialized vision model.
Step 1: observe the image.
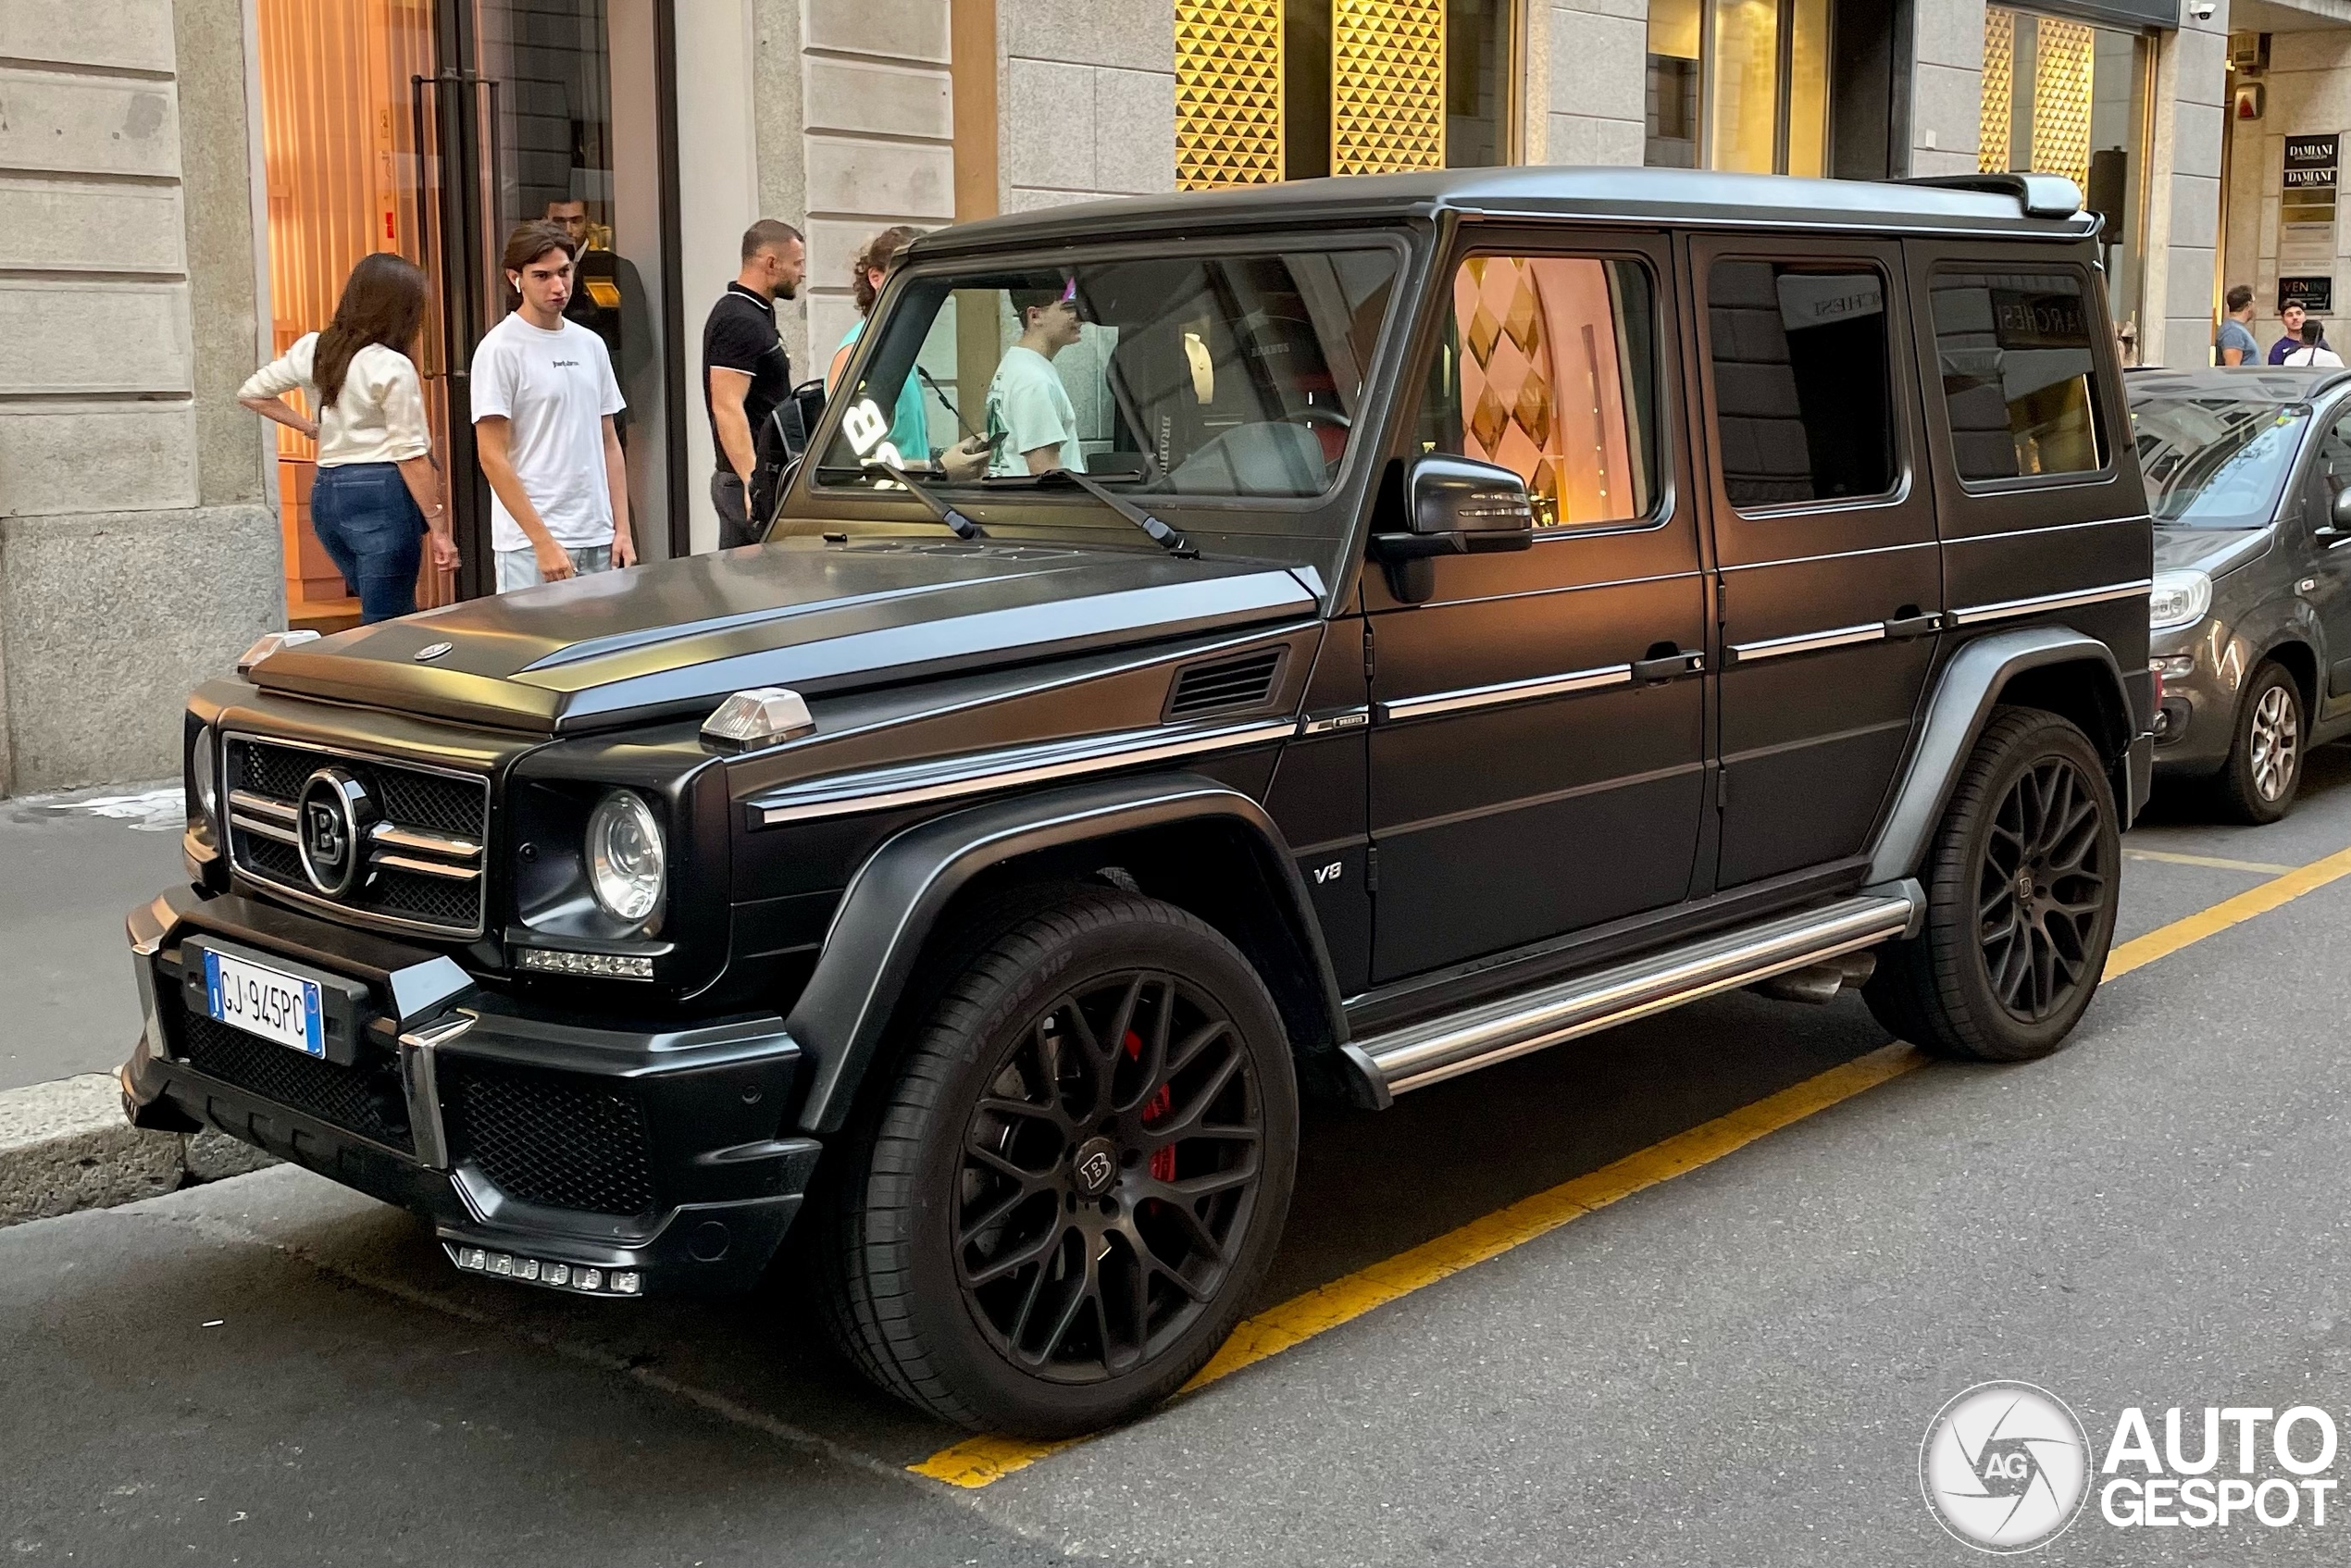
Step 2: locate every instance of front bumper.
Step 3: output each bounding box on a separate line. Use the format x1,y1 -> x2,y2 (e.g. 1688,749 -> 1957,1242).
2149,622 -> 2242,777
121,886 -> 817,1296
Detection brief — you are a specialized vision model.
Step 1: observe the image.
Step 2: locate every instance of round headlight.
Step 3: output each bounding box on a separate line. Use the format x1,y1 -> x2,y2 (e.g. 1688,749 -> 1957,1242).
190,726 -> 218,823
585,790 -> 665,924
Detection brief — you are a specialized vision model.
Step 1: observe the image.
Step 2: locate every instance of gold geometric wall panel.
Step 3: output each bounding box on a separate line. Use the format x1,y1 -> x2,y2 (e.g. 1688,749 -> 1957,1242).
1333,0 -> 1445,176
1979,6 -> 2013,174
2032,17 -> 2095,195
1176,0 -> 1284,190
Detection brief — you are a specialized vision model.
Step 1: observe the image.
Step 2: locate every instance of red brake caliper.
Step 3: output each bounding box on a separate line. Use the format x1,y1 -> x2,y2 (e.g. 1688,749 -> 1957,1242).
1123,1029 -> 1176,1181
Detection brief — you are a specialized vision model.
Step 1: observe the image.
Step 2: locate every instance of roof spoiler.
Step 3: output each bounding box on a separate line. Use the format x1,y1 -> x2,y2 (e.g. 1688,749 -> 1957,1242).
1899,172 -> 2084,220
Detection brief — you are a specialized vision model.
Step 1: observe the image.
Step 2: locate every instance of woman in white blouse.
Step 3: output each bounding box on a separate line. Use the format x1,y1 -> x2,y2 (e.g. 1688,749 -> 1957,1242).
238,253 -> 457,622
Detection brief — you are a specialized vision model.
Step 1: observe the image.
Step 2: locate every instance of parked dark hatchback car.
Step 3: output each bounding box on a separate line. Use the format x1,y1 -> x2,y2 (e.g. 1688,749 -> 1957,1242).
2130,366 -> 2351,820
123,167 -> 2152,1437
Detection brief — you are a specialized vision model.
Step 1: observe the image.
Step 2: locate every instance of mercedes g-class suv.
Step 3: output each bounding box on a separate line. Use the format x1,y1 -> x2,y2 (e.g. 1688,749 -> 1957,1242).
123,167 -> 2151,1438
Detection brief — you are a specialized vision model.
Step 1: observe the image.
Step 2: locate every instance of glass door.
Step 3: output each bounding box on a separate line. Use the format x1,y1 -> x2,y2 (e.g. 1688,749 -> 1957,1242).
419,0 -> 678,598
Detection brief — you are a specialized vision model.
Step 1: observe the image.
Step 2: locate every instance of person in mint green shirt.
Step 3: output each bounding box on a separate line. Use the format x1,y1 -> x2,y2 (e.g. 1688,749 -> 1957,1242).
828,226 -> 928,462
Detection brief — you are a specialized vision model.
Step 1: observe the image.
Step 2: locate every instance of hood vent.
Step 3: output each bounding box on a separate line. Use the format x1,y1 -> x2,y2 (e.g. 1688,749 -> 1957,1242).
1166,648 -> 1285,719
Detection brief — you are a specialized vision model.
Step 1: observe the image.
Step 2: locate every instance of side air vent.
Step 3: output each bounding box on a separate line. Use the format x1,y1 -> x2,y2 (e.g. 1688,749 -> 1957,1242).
1166,648 -> 1285,719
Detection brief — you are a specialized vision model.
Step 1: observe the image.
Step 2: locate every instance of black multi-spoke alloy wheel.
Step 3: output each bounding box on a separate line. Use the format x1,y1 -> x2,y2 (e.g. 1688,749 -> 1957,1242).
815,889 -> 1298,1436
2215,661 -> 2303,825
1864,706 -> 2121,1062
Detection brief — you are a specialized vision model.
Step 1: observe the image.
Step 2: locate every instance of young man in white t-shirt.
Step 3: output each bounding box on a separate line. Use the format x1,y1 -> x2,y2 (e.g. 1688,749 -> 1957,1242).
983,280 -> 1088,477
472,220 -> 635,591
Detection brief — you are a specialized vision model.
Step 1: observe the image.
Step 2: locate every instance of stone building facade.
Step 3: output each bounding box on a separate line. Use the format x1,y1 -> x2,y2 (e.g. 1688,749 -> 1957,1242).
0,0 -> 2233,796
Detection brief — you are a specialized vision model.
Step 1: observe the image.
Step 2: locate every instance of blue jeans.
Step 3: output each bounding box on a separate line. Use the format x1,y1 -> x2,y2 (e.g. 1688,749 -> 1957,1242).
310,463 -> 423,623
494,543 -> 612,591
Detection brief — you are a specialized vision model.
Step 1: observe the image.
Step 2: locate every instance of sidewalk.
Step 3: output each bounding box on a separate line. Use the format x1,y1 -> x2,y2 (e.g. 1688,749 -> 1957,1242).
0,781 -> 187,1092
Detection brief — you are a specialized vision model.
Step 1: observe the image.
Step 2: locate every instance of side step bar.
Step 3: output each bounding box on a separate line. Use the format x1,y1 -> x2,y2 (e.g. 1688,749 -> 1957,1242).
1341,886 -> 1922,1107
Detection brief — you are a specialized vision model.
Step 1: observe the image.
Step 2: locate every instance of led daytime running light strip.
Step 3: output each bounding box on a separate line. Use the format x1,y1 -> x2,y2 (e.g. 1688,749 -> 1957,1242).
448,1244 -> 641,1295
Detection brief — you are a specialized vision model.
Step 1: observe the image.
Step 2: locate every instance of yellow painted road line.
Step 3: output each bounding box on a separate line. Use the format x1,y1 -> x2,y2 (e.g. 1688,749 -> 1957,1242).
914,840 -> 2351,1488
2125,848 -> 2297,877
2104,842 -> 2351,980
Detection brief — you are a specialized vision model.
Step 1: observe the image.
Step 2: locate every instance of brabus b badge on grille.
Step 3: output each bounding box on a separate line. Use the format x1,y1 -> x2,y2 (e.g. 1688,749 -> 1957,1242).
296,768 -> 377,898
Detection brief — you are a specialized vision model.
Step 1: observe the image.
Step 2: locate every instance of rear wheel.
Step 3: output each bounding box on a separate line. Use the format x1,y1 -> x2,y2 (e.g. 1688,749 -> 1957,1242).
815,889 -> 1298,1437
2214,661 -> 2304,825
1864,706 -> 2121,1062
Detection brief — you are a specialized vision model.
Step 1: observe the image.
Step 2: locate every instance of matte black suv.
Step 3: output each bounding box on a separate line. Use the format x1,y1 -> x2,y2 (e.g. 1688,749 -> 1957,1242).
2130,366 -> 2351,820
123,168 -> 2152,1437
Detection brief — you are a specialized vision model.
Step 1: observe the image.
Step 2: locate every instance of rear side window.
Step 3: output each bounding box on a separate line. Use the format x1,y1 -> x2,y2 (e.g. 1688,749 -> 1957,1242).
1930,268 -> 2107,482
1706,259 -> 1898,510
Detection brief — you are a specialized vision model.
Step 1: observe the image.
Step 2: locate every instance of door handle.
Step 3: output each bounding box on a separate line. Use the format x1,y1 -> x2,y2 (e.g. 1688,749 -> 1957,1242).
1631,648 -> 1704,682
1882,610 -> 1944,640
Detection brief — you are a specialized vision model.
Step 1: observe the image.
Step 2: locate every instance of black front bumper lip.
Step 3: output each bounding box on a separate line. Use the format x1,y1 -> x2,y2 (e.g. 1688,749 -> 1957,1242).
122,887 -> 820,1295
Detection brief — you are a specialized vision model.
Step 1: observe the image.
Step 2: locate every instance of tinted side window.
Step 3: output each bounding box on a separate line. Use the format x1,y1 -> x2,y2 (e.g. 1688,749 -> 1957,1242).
1930,268 -> 2106,482
1417,255 -> 1659,529
1706,259 -> 1897,510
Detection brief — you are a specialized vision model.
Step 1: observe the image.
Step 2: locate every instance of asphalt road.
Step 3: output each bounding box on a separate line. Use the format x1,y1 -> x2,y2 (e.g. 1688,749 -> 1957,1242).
9,750 -> 2351,1565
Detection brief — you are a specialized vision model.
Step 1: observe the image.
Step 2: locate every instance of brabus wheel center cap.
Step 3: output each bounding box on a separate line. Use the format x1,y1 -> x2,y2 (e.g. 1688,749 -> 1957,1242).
1070,1136 -> 1119,1198
2017,870 -> 2036,902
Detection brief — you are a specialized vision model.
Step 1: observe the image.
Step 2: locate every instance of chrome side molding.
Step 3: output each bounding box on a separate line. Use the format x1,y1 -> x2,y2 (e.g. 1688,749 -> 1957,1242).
1947,579 -> 2151,628
1348,888 -> 1922,1103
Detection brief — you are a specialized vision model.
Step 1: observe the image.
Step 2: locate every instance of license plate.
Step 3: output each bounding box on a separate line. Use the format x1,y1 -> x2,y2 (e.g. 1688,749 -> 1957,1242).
204,949 -> 325,1058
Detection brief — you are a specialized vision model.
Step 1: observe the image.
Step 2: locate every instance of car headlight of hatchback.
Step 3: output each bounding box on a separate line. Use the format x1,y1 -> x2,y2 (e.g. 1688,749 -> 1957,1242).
2148,570 -> 2212,631
584,790 -> 665,924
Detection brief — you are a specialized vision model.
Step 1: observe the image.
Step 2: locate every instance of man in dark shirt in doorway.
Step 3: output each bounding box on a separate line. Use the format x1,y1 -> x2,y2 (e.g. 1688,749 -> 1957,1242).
702,218 -> 805,549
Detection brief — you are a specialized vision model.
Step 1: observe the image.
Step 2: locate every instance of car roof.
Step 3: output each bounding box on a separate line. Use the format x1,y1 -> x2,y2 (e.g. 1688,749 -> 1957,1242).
2125,366 -> 2351,403
911,167 -> 2099,257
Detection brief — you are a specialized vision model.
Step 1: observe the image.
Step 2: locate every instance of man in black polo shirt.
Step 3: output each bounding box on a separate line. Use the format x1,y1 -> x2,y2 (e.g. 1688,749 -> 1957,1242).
703,218 -> 805,549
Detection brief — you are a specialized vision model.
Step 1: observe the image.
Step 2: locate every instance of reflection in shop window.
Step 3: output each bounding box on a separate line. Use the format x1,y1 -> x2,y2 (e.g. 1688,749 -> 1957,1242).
1644,0 -> 1828,177
1418,256 -> 1659,529
1932,270 -> 2107,482
1706,259 -> 1897,510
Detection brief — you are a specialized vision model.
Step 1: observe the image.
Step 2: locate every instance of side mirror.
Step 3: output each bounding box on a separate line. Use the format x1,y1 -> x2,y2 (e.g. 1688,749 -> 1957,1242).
1371,454 -> 1536,603
2331,486 -> 2351,530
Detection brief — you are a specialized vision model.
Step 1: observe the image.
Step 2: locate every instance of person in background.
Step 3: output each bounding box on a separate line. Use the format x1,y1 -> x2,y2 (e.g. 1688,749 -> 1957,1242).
237,253 -> 455,623
2217,285 -> 2258,367
2283,317 -> 2345,367
986,280 -> 1088,477
703,218 -> 804,550
470,220 -> 635,591
546,199 -> 653,449
2270,300 -> 2310,365
828,225 -> 930,461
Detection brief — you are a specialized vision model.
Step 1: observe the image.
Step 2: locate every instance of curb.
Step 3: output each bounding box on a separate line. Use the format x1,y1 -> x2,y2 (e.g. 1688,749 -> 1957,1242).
0,1074 -> 277,1228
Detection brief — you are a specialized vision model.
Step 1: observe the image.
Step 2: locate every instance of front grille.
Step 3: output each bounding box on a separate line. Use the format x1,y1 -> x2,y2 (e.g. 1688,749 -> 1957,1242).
224,736 -> 489,937
443,1058 -> 656,1217
176,1005 -> 414,1152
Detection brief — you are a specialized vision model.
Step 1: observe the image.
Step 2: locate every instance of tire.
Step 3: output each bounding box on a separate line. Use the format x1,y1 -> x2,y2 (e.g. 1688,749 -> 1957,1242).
2213,661 -> 2304,825
814,888 -> 1300,1437
1864,706 -> 2121,1063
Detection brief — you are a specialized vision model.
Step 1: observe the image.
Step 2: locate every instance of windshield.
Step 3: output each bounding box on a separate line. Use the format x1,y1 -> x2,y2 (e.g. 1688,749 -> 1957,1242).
2130,393 -> 2308,529
814,244 -> 1401,506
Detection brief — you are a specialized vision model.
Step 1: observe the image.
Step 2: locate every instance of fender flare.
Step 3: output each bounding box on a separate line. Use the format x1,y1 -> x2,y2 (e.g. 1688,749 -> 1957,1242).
1864,628 -> 2133,888
785,772 -> 1345,1133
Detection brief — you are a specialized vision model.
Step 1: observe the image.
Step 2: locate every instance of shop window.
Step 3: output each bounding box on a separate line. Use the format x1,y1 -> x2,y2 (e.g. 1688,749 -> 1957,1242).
1176,0 -> 1514,187
1416,255 -> 1659,529
1645,0 -> 1828,178
1931,269 -> 2106,483
1980,7 -> 2151,352
1706,259 -> 1896,509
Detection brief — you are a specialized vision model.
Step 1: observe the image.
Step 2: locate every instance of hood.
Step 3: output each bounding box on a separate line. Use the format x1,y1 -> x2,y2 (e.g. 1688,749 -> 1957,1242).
249,538 -> 1319,734
2152,527 -> 2272,580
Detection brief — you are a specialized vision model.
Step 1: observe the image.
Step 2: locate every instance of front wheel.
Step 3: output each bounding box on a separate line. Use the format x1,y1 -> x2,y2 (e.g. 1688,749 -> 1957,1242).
1864,706 -> 2121,1062
2215,661 -> 2304,825
815,889 -> 1299,1437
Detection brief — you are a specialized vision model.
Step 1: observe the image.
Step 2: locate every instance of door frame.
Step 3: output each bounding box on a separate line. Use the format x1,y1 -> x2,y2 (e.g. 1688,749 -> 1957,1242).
418,0 -> 690,598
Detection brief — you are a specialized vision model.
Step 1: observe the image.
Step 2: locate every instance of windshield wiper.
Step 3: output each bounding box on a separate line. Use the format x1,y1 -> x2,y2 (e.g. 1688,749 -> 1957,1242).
1037,468 -> 1195,557
875,463 -> 986,541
